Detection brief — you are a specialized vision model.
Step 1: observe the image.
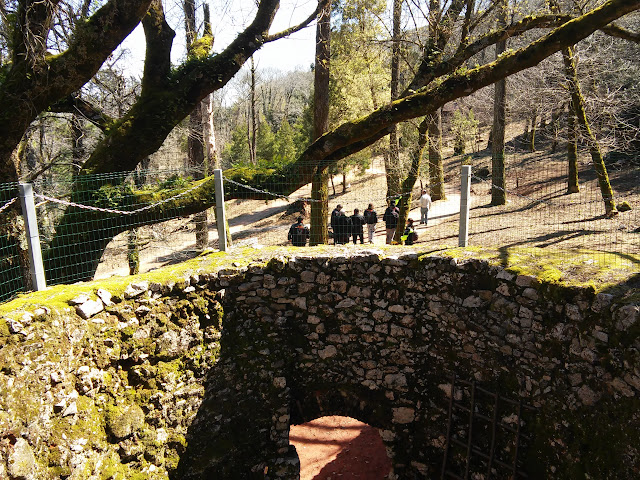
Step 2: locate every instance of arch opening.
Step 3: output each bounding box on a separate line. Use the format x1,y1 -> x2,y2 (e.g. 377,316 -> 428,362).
289,415 -> 391,480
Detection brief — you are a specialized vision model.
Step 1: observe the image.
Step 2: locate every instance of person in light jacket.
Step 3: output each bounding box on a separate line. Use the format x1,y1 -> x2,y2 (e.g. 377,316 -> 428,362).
419,190 -> 432,225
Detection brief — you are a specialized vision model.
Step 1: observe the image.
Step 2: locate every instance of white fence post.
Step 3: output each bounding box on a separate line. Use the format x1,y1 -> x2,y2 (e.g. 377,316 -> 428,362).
214,169 -> 228,252
459,165 -> 471,247
18,183 -> 47,291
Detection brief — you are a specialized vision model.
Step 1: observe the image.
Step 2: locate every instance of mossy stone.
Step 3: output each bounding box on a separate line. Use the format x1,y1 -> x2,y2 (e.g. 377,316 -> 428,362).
106,403 -> 145,440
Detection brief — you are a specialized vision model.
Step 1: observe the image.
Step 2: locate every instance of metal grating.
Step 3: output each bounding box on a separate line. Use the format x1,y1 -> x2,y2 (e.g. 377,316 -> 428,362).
441,374 -> 536,480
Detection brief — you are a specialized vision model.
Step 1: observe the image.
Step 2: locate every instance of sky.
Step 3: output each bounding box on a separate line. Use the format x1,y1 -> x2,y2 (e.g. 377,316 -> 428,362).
120,0 -> 318,77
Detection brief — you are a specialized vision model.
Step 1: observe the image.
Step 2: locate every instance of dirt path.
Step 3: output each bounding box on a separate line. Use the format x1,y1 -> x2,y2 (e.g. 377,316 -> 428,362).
290,416 -> 391,480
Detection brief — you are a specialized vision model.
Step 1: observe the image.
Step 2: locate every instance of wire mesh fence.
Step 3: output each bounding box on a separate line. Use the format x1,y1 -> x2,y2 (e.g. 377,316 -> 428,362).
0,151 -> 638,304
447,151 -> 638,266
0,183 -> 22,301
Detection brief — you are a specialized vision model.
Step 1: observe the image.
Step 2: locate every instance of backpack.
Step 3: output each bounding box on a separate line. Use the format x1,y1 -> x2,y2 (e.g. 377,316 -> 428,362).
289,223 -> 308,244
364,209 -> 377,224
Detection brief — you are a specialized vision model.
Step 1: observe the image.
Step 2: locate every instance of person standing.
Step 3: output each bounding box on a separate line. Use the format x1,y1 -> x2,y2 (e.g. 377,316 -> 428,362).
287,216 -> 310,246
363,203 -> 378,243
330,204 -> 343,244
382,201 -> 399,244
350,208 -> 365,244
335,210 -> 352,244
419,190 -> 432,225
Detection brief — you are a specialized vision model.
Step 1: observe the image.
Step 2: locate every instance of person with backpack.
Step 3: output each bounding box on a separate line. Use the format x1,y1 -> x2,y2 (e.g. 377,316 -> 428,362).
363,203 -> 378,243
287,216 -> 310,247
402,218 -> 418,245
382,200 -> 399,244
350,208 -> 365,244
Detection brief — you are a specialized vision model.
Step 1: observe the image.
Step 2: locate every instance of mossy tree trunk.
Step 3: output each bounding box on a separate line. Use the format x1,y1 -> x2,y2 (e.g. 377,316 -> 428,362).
562,46 -> 617,215
395,119 -> 428,242
386,0 -> 404,201
567,100 -> 580,193
310,168 -> 329,246
427,110 -> 446,201
309,0 -> 331,246
491,0 -> 508,206
185,0 -> 211,251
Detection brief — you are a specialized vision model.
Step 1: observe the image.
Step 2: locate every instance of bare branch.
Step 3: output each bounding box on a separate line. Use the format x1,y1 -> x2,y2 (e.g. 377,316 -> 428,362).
601,23 -> 640,43
264,0 -> 325,42
50,95 -> 113,131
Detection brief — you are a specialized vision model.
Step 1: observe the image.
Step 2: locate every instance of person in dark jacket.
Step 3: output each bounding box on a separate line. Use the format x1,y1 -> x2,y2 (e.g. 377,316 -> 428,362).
335,211 -> 352,244
330,204 -> 343,243
363,203 -> 377,243
382,201 -> 399,244
287,216 -> 310,246
350,208 -> 365,244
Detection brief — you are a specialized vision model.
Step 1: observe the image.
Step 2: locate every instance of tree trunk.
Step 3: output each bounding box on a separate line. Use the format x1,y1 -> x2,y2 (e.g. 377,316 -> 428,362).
309,0 -> 331,245
310,168 -> 329,246
249,56 -> 257,165
562,46 -> 616,215
185,0 -> 209,250
567,101 -> 580,193
550,107 -> 562,153
529,108 -> 537,152
427,109 -> 446,201
342,172 -> 347,193
395,119 -> 428,242
386,0 -> 403,201
491,1 -> 508,206
127,228 -> 140,275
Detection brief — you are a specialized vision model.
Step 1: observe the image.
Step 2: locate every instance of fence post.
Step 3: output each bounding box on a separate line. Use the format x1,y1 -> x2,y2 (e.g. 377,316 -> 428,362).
213,169 -> 228,252
18,183 -> 47,291
459,165 -> 471,247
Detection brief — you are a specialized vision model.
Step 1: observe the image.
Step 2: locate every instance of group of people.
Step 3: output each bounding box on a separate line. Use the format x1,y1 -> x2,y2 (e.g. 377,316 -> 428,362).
330,204 -> 378,244
287,189 -> 432,247
381,189 -> 431,245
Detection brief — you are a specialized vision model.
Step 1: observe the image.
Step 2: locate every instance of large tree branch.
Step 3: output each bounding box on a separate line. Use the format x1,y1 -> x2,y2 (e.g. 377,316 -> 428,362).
175,0 -> 279,104
406,13 -> 571,95
141,0 -> 175,92
45,0 -> 153,100
280,0 -> 640,192
80,0 -> 281,175
0,0 -> 152,180
50,95 -> 112,131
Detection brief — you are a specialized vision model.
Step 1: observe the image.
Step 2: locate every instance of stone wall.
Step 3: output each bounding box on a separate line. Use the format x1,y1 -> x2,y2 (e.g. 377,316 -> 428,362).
0,251 -> 638,479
